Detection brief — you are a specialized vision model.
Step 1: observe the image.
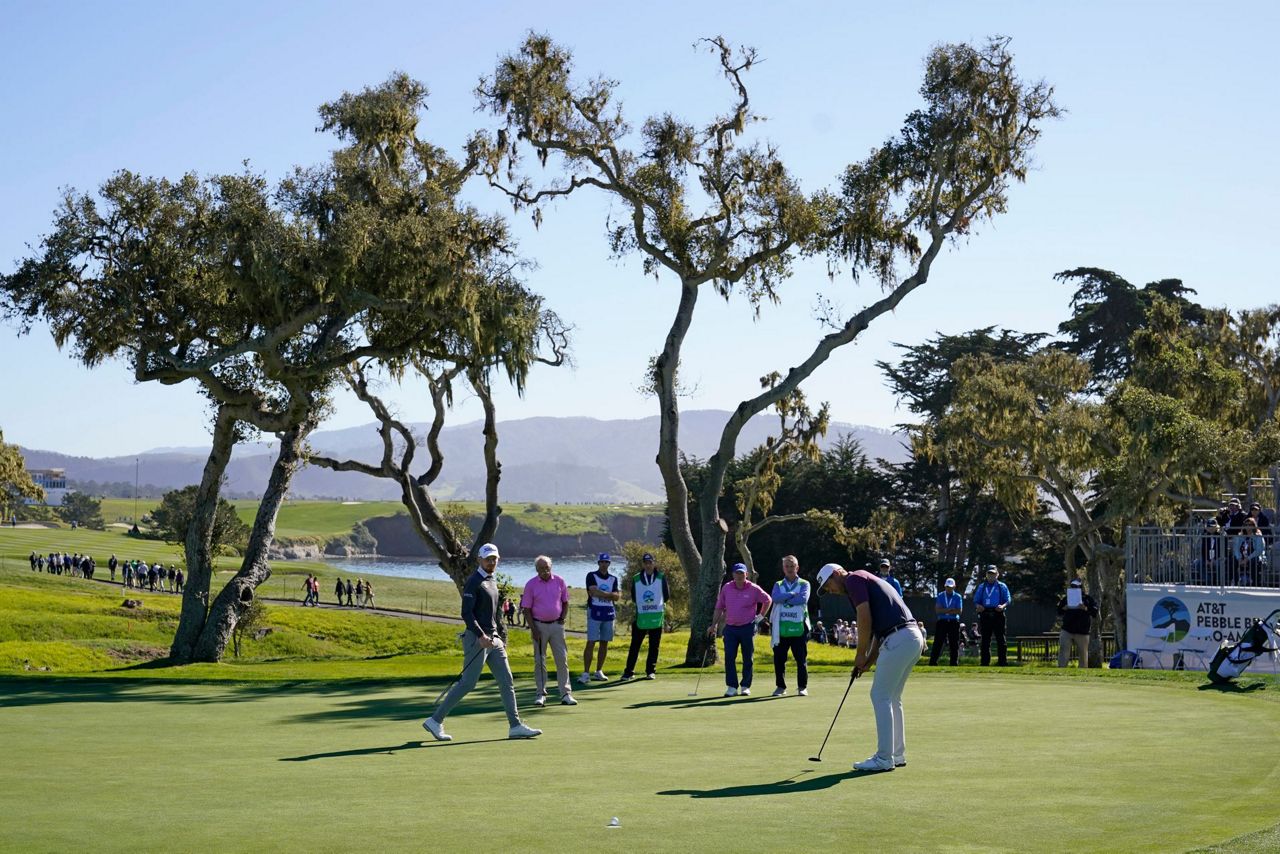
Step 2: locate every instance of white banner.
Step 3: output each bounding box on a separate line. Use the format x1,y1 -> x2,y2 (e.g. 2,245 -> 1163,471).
1126,585 -> 1280,671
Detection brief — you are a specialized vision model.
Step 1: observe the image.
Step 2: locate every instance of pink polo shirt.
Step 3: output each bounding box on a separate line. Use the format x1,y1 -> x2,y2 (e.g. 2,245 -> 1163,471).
519,573 -> 570,622
715,579 -> 771,626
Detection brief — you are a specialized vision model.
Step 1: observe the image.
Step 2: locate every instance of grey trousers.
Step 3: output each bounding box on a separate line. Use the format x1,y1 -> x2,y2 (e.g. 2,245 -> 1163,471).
432,632 -> 521,727
532,620 -> 572,698
1058,630 -> 1089,668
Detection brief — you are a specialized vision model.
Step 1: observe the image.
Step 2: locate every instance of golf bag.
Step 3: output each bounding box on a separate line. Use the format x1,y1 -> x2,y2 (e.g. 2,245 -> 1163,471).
1207,610 -> 1280,684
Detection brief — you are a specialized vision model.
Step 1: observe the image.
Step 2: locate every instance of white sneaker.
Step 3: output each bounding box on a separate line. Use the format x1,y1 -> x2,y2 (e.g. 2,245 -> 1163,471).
533,695 -> 546,708
509,722 -> 542,739
798,688 -> 809,696
853,756 -> 894,772
421,718 -> 451,742
578,672 -> 592,685
560,694 -> 578,706
771,687 -> 787,697
644,673 -> 656,680
591,671 -> 609,682
723,687 -> 738,697
739,687 -> 750,696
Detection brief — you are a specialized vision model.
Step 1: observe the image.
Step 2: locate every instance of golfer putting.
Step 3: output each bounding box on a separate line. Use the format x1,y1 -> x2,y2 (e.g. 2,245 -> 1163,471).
816,562 -> 924,772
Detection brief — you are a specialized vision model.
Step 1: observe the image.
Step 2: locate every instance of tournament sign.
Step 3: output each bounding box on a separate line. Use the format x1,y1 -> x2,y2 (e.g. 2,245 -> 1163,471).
1126,584 -> 1280,671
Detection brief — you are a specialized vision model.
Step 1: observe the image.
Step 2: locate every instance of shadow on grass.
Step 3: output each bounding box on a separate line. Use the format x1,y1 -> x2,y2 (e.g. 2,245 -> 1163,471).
1197,680 -> 1267,694
658,769 -> 882,798
625,694 -> 777,710
280,737 -> 508,762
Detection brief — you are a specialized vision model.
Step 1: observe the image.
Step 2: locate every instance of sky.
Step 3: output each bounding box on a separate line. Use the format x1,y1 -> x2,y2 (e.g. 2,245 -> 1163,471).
2,0 -> 1277,458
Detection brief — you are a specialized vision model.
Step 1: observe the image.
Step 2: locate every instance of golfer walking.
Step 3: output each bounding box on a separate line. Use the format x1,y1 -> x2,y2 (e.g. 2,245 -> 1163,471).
770,555 -> 811,697
422,544 -> 541,741
708,563 -> 771,696
520,556 -> 576,707
817,562 -> 924,772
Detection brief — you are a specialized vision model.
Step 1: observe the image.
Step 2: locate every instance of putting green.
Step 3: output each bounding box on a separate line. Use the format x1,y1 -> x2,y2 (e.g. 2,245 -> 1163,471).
1,672 -> 1277,852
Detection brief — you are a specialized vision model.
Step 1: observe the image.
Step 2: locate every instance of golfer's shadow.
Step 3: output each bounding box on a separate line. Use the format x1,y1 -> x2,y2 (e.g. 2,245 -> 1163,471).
280,738 -> 507,762
626,695 -> 774,710
658,769 -> 880,798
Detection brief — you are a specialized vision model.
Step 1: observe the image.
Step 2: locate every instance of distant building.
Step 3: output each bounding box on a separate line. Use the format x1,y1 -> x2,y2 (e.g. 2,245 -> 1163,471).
26,468 -> 70,507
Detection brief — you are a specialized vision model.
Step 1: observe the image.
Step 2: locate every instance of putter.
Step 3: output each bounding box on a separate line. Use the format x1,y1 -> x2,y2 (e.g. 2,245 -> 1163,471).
809,668 -> 860,762
687,639 -> 714,697
430,645 -> 488,707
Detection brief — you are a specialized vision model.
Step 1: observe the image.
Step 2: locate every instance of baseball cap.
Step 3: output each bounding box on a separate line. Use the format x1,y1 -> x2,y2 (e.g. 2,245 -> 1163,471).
642,553 -> 655,561
879,558 -> 891,568
985,565 -> 998,574
944,578 -> 956,588
1069,579 -> 1082,587
731,563 -> 748,574
478,543 -> 500,559
597,553 -> 611,563
816,563 -> 842,589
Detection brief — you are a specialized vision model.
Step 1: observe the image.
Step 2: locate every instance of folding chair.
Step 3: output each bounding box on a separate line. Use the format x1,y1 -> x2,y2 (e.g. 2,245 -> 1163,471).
1173,626 -> 1217,671
1134,626 -> 1172,669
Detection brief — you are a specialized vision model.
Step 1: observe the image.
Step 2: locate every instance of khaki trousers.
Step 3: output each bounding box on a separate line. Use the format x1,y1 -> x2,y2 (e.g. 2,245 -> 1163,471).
532,620 -> 572,698
1058,630 -> 1089,668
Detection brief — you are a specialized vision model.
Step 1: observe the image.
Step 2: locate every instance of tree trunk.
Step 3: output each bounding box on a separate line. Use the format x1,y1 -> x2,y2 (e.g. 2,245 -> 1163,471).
191,421 -> 311,662
170,407 -> 238,662
685,511 -> 728,666
1085,556 -> 1105,668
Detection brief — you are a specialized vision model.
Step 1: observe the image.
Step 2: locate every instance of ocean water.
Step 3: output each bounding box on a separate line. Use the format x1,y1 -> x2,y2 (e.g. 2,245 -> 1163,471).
323,555 -> 629,589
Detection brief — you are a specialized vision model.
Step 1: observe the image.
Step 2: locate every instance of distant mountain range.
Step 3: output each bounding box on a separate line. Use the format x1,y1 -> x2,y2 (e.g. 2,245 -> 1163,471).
19,410 -> 909,503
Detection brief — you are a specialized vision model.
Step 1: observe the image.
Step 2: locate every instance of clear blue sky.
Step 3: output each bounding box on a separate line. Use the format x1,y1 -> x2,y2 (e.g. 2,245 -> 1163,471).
2,0 -> 1277,457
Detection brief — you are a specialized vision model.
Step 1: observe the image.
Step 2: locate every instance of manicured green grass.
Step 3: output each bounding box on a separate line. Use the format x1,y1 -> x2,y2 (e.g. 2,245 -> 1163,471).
1,672 -> 1277,852
2,552 -> 1279,851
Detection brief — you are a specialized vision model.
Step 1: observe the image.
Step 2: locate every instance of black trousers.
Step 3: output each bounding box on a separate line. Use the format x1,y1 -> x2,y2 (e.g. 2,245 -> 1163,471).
979,610 -> 1007,666
773,634 -> 808,691
930,619 -> 960,665
624,625 -> 662,676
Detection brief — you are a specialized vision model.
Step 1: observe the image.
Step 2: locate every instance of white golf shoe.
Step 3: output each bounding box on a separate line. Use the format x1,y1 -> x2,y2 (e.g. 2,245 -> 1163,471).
853,756 -> 894,772
533,695 -> 546,708
723,687 -> 738,697
739,687 -> 750,696
798,688 -> 809,696
560,694 -> 578,706
421,718 -> 451,742
591,671 -> 609,682
771,687 -> 787,697
578,672 -> 592,685
509,722 -> 543,739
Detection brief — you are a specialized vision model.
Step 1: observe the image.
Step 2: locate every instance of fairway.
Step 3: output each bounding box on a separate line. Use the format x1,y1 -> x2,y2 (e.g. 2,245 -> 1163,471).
2,672 -> 1278,853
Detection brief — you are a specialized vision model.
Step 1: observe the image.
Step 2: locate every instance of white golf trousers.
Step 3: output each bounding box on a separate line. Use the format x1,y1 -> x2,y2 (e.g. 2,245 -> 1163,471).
869,624 -> 924,762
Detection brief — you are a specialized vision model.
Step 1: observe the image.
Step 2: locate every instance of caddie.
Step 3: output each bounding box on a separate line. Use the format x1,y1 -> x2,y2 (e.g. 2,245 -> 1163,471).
770,554 -> 811,697
622,553 -> 670,680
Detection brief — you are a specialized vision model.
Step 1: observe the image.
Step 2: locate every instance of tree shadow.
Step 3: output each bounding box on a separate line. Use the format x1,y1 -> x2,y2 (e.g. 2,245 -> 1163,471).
657,770 -> 879,798
1197,680 -> 1267,693
279,738 -> 508,762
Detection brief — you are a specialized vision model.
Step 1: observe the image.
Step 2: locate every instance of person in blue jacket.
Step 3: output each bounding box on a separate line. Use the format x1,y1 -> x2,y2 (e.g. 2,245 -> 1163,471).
973,565 -> 1011,666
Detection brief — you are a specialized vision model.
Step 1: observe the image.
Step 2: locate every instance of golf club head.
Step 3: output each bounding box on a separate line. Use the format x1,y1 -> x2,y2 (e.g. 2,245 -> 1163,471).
808,756 -> 822,762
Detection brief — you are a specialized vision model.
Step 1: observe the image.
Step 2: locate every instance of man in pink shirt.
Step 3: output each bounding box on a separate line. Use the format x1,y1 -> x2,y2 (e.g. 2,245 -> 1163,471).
519,555 -> 576,707
707,563 -> 772,696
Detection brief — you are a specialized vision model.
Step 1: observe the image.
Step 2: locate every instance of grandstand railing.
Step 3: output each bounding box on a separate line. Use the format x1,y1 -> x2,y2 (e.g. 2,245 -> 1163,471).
1125,527 -> 1279,588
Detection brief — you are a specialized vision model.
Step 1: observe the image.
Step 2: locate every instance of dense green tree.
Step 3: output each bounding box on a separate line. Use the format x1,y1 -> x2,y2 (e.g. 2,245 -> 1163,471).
1054,267 -> 1205,390
0,430 -> 43,520
479,33 -> 1059,663
151,485 -> 249,556
2,74 -> 523,661
56,492 -> 104,530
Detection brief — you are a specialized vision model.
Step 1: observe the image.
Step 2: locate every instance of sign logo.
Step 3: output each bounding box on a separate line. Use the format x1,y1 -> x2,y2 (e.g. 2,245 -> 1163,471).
1152,596 -> 1190,642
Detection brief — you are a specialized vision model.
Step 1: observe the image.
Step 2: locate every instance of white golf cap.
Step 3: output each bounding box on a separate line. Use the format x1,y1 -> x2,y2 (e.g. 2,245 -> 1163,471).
944,578 -> 956,588
478,543 -> 500,559
816,563 -> 843,589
